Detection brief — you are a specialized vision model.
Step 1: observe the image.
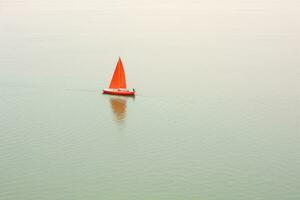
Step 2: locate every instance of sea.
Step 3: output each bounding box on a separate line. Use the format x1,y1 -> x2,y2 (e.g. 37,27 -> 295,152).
0,0 -> 299,199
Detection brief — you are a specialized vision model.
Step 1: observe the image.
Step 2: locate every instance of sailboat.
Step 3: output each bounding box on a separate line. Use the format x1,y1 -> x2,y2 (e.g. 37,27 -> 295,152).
103,57 -> 135,96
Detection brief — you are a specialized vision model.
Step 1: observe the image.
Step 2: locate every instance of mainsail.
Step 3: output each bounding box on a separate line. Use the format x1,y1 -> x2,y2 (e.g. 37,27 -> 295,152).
109,57 -> 127,89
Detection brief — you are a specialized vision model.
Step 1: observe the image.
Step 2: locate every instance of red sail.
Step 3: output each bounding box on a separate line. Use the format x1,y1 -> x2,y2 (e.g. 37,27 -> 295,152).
109,57 -> 127,89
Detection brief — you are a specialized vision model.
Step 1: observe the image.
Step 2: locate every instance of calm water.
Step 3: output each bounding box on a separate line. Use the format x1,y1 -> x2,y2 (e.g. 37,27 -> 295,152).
0,0 -> 299,199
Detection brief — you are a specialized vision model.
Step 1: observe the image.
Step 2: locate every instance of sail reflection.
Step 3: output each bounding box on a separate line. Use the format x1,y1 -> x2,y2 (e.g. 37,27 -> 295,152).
109,96 -> 127,124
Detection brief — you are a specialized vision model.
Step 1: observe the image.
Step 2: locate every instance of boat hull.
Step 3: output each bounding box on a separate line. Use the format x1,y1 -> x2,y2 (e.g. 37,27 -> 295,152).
103,88 -> 135,96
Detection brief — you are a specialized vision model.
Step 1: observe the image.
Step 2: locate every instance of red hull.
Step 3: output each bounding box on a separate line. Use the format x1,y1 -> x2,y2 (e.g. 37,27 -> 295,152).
103,89 -> 135,96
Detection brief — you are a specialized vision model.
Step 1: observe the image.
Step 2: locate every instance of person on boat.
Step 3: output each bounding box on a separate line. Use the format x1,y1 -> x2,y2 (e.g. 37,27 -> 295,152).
133,88 -> 135,92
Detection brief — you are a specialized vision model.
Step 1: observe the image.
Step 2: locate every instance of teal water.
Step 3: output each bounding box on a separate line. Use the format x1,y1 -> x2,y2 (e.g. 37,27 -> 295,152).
0,0 -> 299,199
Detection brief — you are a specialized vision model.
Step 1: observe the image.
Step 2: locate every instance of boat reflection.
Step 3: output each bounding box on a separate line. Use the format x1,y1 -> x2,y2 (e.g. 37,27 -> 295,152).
109,96 -> 133,124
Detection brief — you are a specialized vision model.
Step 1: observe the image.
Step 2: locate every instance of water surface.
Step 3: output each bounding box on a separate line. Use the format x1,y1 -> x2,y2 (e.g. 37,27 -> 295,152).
0,0 -> 299,199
